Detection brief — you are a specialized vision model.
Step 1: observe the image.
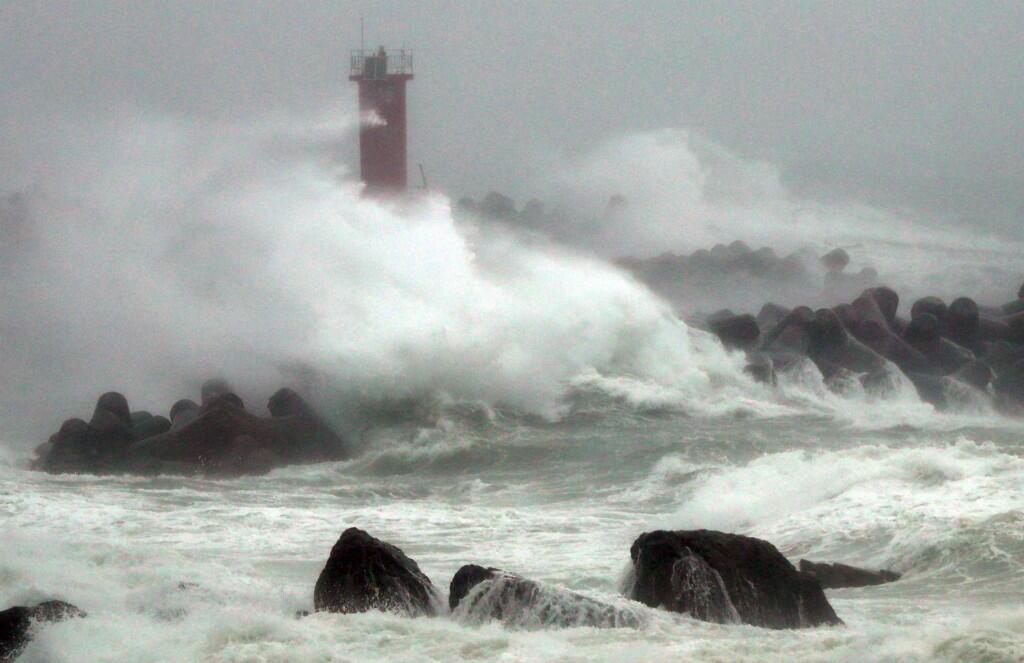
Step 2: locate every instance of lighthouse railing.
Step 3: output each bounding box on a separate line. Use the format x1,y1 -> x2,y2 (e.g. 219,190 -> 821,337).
350,49 -> 413,78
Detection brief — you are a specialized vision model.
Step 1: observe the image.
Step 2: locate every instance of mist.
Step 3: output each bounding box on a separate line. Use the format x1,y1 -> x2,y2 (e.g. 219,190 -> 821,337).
2,112 -> 769,445
3,2 -> 1024,443
4,2 -> 1023,233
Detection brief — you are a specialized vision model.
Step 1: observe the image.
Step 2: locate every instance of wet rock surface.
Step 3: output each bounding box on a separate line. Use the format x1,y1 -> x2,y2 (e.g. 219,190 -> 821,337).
628,529 -> 842,629
799,560 -> 901,589
700,270 -> 1024,414
314,528 -> 438,617
32,383 -> 348,477
449,565 -> 641,629
0,601 -> 85,663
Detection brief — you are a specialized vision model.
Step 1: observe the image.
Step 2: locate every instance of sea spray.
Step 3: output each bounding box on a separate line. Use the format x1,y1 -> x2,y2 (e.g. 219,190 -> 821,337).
0,118 -> 758,444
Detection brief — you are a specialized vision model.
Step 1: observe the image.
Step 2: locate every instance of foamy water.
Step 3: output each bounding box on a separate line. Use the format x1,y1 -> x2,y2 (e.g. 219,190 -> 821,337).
3,122 -> 1024,661
3,409 -> 1023,663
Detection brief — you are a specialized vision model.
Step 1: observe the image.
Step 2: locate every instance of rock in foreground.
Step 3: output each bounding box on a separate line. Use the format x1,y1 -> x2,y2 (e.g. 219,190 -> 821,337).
799,559 -> 901,589
314,528 -> 438,616
628,530 -> 841,628
1,601 -> 85,662
449,565 -> 641,629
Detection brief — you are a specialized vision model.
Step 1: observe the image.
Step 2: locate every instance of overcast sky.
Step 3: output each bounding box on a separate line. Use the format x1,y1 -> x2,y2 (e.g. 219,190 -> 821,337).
2,1 -> 1023,234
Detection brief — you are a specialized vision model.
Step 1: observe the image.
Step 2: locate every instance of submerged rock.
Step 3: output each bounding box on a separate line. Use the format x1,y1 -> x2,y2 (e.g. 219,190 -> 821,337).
1,600 -> 85,662
314,528 -> 438,616
628,529 -> 841,629
449,565 -> 641,629
798,560 -> 901,589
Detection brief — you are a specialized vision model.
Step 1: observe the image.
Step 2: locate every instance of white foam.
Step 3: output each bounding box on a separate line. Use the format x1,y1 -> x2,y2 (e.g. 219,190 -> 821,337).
673,438 -> 1024,585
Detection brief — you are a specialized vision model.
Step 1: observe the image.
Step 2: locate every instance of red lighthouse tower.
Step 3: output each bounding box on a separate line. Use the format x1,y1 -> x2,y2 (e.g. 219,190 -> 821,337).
349,46 -> 414,194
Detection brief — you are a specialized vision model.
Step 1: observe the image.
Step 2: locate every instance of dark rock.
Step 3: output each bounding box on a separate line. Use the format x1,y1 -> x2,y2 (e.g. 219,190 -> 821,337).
848,291 -> 890,332
36,392 -> 137,473
983,342 -> 1024,375
313,528 -> 438,616
1004,311 -> 1024,344
994,358 -> 1024,409
32,418 -> 89,473
710,243 -> 730,261
911,297 -> 948,326
39,387 -> 347,477
906,371 -> 989,411
773,324 -> 811,354
807,308 -> 888,375
1,600 -> 85,662
169,399 -> 201,430
746,247 -> 778,276
902,313 -> 974,374
952,359 -> 994,391
756,303 -> 790,333
833,303 -> 858,331
977,315 -> 1012,343
267,388 -> 348,462
904,312 -> 940,344
727,240 -> 751,256
799,560 -> 901,589
905,372 -> 950,409
87,392 -> 135,465
1000,299 -> 1024,316
449,564 -> 496,611
709,314 -> 760,350
744,354 -> 777,386
203,392 -> 245,412
628,529 -> 841,629
480,191 -> 516,220
947,297 -> 979,341
200,379 -> 235,407
849,291 -> 932,374
130,411 -> 171,441
760,306 -> 813,352
823,365 -> 860,393
207,434 -> 279,477
821,248 -> 850,273
267,388 -> 311,419
857,266 -> 879,284
449,565 -> 640,629
856,319 -> 933,375
130,399 -> 276,468
90,392 -> 131,427
867,287 -> 900,329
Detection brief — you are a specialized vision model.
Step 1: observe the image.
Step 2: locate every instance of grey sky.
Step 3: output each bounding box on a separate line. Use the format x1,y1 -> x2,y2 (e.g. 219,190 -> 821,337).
2,1 -> 1023,233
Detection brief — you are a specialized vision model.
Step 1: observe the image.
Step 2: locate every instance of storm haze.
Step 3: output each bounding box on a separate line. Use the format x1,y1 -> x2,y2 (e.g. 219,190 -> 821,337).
3,1 -> 1024,442
2,1 -> 1023,233
5,7 -> 1024,661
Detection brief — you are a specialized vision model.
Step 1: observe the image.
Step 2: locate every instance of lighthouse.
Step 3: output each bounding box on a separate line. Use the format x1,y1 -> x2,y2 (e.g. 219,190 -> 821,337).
350,46 -> 414,194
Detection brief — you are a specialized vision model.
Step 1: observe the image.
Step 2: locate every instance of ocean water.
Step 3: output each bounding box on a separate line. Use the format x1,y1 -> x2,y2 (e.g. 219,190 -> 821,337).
3,390 -> 1023,662
3,128 -> 1024,662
